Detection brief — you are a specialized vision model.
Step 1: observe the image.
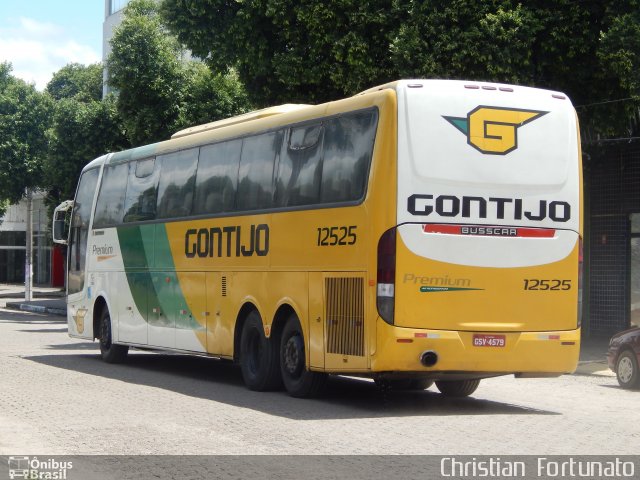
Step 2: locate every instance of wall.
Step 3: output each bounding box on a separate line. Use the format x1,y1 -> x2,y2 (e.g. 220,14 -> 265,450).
586,141 -> 640,335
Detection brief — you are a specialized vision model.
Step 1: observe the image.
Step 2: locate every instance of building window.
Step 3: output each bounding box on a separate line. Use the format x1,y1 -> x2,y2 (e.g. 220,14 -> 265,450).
110,0 -> 131,15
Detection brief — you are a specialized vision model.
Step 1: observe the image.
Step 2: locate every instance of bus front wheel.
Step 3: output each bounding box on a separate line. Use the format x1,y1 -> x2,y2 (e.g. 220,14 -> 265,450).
435,379 -> 480,397
99,307 -> 129,364
280,315 -> 327,398
239,310 -> 282,391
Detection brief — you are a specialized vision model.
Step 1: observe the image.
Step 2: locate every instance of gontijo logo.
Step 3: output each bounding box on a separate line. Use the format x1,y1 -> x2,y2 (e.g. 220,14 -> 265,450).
444,106 -> 548,155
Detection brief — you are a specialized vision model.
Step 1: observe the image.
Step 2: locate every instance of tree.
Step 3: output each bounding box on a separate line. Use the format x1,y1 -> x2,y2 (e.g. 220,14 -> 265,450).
43,96 -> 128,212
42,62 -> 129,214
0,62 -> 52,218
46,63 -> 103,102
160,0 -> 399,105
160,0 -> 640,137
178,62 -> 251,128
108,0 -> 251,146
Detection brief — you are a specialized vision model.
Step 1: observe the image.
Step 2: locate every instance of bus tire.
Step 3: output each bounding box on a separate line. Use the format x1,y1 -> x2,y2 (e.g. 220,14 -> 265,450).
435,379 -> 480,397
239,310 -> 282,391
280,314 -> 327,398
99,307 -> 129,364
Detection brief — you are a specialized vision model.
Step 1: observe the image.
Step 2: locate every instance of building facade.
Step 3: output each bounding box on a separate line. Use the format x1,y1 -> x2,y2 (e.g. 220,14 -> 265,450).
0,192 -> 60,286
585,141 -> 640,336
102,0 -> 131,97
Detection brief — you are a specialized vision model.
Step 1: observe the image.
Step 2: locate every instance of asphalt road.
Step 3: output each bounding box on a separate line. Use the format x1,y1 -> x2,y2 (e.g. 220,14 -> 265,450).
0,304 -> 637,478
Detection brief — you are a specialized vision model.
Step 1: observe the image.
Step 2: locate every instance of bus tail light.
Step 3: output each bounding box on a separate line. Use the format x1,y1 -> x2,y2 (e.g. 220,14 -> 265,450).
377,228 -> 396,324
577,236 -> 583,327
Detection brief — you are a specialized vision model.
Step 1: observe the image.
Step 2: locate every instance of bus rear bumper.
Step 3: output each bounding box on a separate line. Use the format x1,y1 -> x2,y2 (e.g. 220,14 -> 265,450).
372,320 -> 580,377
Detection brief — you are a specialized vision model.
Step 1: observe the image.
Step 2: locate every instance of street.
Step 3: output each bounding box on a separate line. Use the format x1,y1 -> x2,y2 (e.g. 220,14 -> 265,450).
0,304 -> 636,459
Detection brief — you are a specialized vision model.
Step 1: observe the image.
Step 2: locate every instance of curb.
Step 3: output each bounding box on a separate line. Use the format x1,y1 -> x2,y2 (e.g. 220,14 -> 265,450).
5,302 -> 67,317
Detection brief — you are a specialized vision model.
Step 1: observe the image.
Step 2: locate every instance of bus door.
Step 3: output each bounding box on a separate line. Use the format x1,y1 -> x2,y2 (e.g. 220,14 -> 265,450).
66,168 -> 100,338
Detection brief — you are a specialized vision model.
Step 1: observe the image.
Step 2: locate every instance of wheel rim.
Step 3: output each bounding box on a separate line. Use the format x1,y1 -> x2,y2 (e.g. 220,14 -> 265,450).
618,356 -> 634,384
283,334 -> 304,378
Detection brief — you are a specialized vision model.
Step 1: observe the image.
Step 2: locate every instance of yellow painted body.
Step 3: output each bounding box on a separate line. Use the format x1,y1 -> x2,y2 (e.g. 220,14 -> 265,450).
125,83 -> 580,379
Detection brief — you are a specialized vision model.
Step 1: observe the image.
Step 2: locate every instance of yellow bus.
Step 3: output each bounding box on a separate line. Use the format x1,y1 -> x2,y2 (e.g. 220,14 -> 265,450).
53,79 -> 582,398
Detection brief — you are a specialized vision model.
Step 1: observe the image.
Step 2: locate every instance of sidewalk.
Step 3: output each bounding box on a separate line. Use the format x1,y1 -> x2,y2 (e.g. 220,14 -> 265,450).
0,284 -> 66,316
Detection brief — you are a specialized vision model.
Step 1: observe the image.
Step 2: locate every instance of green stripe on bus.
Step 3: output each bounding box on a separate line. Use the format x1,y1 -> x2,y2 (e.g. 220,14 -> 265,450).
118,224 -> 200,330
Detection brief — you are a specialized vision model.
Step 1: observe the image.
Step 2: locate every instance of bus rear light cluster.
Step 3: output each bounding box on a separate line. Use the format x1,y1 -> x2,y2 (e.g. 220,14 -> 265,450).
377,228 -> 397,325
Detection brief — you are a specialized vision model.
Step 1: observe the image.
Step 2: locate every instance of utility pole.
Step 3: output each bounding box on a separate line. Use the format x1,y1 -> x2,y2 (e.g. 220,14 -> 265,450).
25,189 -> 33,301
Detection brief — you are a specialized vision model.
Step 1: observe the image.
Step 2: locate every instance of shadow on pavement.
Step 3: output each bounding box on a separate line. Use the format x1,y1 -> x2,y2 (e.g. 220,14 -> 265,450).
24,351 -> 559,420
18,327 -> 68,334
44,341 -> 101,350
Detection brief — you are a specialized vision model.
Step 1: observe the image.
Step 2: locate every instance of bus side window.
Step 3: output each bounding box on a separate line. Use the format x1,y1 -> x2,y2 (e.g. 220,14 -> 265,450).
123,158 -> 159,223
193,139 -> 242,215
94,162 -> 129,228
275,124 -> 323,207
320,111 -> 378,204
237,131 -> 282,211
157,148 -> 199,219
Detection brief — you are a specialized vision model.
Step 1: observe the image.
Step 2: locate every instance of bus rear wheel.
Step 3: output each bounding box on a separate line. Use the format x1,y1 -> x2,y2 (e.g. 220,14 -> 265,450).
99,307 -> 129,364
435,379 -> 480,397
239,310 -> 282,391
280,314 -> 327,398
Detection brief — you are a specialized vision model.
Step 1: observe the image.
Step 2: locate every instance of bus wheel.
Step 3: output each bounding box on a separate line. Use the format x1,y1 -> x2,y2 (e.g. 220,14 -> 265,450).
239,310 -> 282,391
280,314 -> 327,398
99,307 -> 129,364
435,379 -> 480,397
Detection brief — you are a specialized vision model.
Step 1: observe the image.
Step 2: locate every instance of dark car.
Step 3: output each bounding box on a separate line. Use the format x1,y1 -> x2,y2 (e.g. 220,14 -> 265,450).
607,327 -> 640,389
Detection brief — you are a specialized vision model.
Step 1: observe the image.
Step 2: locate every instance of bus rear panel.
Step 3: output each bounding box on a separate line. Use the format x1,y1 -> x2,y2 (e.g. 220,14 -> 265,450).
374,80 -> 581,378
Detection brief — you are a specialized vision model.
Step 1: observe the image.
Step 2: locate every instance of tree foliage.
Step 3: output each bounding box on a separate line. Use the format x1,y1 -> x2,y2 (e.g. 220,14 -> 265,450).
160,0 -> 640,136
0,63 -> 52,217
44,96 -> 128,212
109,0 -> 251,146
46,63 -> 103,102
160,0 -> 400,104
43,63 -> 129,213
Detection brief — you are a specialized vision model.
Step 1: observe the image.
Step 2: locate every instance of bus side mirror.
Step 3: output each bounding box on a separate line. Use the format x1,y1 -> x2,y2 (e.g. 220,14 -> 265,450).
52,200 -> 74,245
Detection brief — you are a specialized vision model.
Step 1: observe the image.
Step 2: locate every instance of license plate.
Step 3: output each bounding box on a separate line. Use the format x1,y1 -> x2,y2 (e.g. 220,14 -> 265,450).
473,334 -> 506,347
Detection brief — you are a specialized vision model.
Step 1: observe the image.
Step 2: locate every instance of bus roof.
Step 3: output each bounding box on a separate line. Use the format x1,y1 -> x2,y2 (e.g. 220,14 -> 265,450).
87,79 -> 571,173
99,88 -> 393,170
171,104 -> 310,139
